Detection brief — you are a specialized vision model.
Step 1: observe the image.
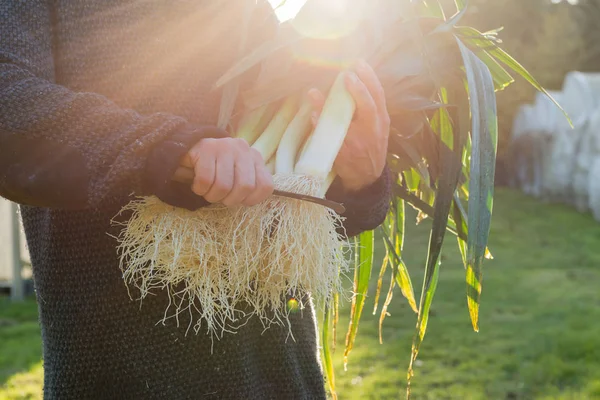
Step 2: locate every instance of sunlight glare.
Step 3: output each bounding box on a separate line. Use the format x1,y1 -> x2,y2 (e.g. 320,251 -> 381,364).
268,0 -> 307,22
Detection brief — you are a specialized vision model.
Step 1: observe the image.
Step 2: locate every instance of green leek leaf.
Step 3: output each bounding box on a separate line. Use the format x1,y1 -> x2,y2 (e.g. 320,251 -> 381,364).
343,230 -> 375,369
456,38 -> 498,332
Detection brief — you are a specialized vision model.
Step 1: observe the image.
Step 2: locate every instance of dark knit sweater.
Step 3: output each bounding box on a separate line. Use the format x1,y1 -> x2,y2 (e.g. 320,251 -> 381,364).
0,1 -> 392,399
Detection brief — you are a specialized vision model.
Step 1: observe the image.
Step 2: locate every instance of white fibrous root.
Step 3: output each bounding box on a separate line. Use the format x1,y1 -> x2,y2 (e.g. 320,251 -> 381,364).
113,174 -> 351,339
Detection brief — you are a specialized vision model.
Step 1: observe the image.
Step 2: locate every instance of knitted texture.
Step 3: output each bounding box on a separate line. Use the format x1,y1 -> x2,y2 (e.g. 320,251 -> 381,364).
0,1 -> 392,399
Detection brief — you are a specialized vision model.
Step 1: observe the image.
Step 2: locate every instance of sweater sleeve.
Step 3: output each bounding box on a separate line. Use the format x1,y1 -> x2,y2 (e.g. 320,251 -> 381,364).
0,2 -> 226,210
326,165 -> 393,238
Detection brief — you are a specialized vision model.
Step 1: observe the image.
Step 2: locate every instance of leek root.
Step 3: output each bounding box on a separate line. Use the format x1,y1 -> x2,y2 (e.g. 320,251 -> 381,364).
115,174 -> 350,339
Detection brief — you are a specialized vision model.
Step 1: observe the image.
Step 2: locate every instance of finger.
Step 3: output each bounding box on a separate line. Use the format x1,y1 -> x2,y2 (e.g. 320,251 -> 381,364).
243,163 -> 274,206
245,146 -> 263,164
333,138 -> 356,168
344,71 -> 377,123
221,154 -> 256,207
354,59 -> 387,114
204,152 -> 235,203
173,166 -> 194,185
191,152 -> 216,197
180,153 -> 194,169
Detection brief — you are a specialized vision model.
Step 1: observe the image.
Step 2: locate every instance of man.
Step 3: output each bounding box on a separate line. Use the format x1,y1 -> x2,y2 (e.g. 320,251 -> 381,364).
0,1 -> 392,398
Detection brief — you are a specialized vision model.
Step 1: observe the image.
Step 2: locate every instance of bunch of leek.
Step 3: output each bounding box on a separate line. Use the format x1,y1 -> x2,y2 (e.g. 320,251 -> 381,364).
212,0 -> 566,397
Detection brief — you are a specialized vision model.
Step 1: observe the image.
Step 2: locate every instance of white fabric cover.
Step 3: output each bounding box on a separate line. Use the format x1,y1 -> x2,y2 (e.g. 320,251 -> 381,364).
588,156 -> 600,221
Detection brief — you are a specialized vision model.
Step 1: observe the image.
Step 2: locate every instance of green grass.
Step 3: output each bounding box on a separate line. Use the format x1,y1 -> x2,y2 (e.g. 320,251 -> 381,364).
332,188 -> 600,399
0,297 -> 42,400
2,188 -> 600,399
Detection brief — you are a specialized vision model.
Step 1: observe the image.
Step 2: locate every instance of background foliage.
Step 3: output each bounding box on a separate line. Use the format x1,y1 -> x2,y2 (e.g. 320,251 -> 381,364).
446,0 -> 587,179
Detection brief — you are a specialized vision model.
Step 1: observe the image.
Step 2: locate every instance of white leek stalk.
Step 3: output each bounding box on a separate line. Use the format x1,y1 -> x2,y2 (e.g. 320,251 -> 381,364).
235,104 -> 275,145
295,128 -> 312,167
312,171 -> 337,197
294,71 -> 356,180
275,97 -> 314,174
252,96 -> 299,161
266,157 -> 276,174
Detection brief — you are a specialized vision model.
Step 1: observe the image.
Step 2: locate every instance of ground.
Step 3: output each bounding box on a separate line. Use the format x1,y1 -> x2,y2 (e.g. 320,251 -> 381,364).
2,188 -> 600,399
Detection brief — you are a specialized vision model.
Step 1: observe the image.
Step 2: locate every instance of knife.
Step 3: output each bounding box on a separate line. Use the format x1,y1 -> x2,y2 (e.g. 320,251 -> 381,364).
171,167 -> 346,214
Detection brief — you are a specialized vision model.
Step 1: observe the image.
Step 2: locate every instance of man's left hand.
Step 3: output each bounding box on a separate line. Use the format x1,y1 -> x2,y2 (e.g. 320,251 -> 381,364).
308,59 -> 390,193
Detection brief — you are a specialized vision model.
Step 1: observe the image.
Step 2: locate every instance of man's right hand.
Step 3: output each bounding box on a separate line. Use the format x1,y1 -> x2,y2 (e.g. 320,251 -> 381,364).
181,138 -> 274,207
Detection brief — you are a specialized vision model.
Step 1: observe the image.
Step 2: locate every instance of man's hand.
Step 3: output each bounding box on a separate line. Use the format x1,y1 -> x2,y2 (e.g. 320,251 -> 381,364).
181,138 -> 274,207
309,59 -> 391,193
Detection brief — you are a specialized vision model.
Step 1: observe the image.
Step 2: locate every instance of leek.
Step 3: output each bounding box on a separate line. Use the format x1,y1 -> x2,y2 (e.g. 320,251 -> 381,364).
294,71 -> 356,180
235,103 -> 276,145
252,96 -> 300,161
266,157 -> 276,174
275,97 -> 314,174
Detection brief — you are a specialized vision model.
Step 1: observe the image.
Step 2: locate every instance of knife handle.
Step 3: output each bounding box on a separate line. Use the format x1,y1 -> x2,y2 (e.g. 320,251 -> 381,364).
171,167 -> 345,214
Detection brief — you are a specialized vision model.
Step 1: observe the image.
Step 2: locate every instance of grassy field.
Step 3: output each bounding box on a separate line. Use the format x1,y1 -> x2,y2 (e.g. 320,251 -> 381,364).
0,296 -> 42,400
2,188 -> 600,399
